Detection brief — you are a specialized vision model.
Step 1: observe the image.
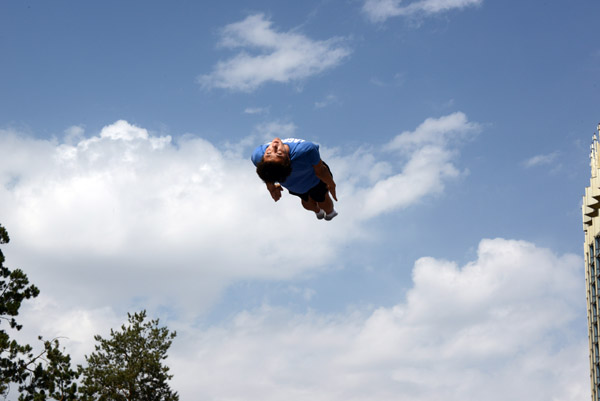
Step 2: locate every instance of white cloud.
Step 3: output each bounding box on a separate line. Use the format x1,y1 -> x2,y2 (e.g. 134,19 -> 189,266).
0,120 -> 588,400
342,112 -> 480,219
0,113 -> 476,313
315,94 -> 339,109
0,121 -> 341,316
253,120 -> 299,143
11,238 -> 586,400
363,0 -> 483,23
15,298 -> 122,366
370,72 -> 406,87
63,125 -> 85,145
387,111 -> 480,151
167,238 -> 586,400
523,152 -> 559,168
198,14 -> 351,92
244,107 -> 269,115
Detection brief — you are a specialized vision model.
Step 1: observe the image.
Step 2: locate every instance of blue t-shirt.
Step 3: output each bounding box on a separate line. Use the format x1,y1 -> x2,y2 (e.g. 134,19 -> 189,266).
251,138 -> 321,193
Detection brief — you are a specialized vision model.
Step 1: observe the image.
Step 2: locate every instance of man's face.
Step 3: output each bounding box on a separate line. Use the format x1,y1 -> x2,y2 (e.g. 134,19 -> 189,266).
263,137 -> 290,163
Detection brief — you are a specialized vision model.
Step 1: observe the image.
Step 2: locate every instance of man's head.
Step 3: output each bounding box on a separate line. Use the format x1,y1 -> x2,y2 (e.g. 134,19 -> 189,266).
263,137 -> 289,163
256,137 -> 292,183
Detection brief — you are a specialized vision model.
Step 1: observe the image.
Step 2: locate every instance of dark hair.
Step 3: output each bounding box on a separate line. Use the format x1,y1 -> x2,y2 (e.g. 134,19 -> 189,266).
256,158 -> 292,183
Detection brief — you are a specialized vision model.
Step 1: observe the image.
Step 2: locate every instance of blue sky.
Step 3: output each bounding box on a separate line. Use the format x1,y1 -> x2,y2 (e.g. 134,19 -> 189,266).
1,0 -> 598,399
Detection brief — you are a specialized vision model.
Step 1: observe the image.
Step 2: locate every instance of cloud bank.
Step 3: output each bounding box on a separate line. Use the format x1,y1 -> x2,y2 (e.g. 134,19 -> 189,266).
0,118 -> 588,400
169,238 -> 586,400
15,238 -> 586,400
1,121 -> 339,313
363,0 -> 483,22
198,14 -> 351,92
0,113 -> 478,312
340,111 -> 480,219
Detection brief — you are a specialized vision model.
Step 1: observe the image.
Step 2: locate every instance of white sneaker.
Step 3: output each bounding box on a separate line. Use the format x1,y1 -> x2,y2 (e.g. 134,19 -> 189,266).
316,209 -> 326,219
324,210 -> 338,221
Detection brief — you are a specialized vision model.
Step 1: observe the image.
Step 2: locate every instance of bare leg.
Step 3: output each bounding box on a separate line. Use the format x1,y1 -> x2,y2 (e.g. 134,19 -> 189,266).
316,192 -> 334,214
301,198 -> 320,213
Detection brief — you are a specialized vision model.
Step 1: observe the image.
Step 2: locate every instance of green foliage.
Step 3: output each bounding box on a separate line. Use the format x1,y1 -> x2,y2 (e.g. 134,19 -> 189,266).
0,224 -> 41,394
0,228 -> 40,330
1,224 -> 79,399
79,310 -> 179,401
0,225 -> 9,244
1,223 -> 180,400
17,337 -> 79,401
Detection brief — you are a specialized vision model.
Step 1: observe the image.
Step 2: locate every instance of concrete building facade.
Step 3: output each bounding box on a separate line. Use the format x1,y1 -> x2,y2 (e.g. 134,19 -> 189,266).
583,124 -> 600,401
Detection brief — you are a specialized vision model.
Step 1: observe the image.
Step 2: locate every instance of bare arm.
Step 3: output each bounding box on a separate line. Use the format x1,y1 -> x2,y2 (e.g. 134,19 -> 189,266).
266,182 -> 283,202
313,160 -> 337,201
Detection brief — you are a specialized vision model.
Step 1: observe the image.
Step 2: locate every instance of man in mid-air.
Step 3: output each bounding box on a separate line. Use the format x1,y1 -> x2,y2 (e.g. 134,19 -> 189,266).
251,137 -> 338,220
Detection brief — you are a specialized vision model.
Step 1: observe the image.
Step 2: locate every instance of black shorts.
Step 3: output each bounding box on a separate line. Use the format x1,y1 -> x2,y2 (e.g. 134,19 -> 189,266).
288,162 -> 332,203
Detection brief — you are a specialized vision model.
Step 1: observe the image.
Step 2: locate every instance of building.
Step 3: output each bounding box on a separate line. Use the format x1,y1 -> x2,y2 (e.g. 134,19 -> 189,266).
583,124 -> 600,401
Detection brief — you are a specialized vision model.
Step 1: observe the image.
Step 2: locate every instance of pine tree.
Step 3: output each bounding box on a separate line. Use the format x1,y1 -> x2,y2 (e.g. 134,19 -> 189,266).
0,224 -> 40,394
79,310 -> 179,401
0,224 -> 79,400
17,337 -> 79,401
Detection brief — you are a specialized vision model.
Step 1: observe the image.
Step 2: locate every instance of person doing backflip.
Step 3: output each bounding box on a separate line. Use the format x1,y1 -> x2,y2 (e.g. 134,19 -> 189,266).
251,137 -> 338,220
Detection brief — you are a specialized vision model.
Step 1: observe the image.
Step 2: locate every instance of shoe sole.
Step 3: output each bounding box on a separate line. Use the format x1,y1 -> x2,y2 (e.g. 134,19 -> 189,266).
324,211 -> 338,221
